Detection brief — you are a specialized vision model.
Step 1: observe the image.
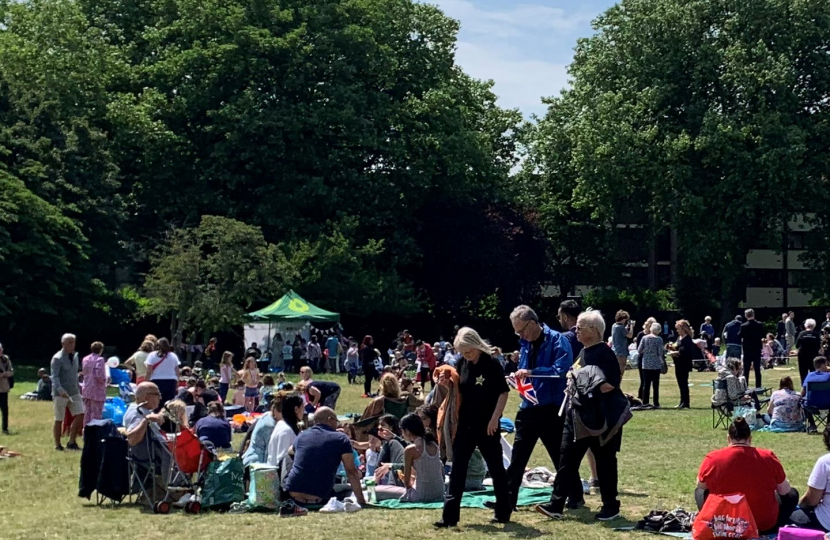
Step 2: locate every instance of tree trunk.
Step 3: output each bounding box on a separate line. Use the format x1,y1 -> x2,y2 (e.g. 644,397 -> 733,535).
171,313 -> 185,353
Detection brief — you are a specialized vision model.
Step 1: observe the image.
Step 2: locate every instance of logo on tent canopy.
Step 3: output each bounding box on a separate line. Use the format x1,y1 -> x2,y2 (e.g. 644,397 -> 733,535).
289,298 -> 310,313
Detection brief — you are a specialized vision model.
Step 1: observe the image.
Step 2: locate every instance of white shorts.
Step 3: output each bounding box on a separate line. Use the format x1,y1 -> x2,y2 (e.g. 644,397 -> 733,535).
54,394 -> 85,421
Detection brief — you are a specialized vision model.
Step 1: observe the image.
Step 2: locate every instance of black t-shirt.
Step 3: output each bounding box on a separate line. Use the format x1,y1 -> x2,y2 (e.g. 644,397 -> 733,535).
740,320 -> 765,354
797,330 -> 822,360
245,347 -> 262,360
457,352 -> 509,428
581,343 -> 622,389
528,332 -> 546,370
310,380 -> 340,400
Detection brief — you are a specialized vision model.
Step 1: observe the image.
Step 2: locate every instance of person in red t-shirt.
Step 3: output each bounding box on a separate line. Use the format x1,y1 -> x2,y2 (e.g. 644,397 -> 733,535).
696,417 -> 798,532
416,340 -> 436,391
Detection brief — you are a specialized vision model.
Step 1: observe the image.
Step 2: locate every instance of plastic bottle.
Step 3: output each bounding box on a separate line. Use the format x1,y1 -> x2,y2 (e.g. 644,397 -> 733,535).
365,478 -> 377,503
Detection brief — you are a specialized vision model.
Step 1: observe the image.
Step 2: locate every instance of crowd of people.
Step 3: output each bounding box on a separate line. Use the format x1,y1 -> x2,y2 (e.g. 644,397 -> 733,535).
7,304 -> 830,532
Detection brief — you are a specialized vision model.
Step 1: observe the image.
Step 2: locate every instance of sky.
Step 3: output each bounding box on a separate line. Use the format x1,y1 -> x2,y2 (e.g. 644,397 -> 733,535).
428,0 -> 618,119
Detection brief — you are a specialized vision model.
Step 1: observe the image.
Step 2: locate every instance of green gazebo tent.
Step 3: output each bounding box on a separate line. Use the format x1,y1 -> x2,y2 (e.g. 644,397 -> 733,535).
245,290 -> 340,323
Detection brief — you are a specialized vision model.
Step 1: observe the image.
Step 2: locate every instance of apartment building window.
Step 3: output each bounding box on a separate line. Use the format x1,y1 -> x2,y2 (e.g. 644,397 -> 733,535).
746,269 -> 785,288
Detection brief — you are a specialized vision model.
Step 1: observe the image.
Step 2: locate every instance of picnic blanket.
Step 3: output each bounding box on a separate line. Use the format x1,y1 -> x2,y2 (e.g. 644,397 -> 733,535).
615,528 -> 777,540
368,487 -> 549,509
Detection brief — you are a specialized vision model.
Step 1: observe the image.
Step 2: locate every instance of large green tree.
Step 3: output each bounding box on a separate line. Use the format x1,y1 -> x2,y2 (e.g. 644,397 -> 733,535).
0,0 -> 525,347
0,170 -> 90,328
537,0 -> 830,320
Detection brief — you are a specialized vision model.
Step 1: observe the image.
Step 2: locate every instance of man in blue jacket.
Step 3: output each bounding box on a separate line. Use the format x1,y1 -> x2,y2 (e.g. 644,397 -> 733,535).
722,315 -> 744,360
506,305 -> 574,509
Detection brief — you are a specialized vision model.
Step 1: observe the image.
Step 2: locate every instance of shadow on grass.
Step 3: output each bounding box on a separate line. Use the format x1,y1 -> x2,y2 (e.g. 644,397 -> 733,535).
557,507 -> 637,528
618,491 -> 649,498
466,522 -> 546,538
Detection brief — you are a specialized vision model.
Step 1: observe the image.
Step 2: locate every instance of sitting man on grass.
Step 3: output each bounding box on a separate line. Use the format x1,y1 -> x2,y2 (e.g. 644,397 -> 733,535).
696,416 -> 798,534
802,356 -> 830,434
281,407 -> 366,517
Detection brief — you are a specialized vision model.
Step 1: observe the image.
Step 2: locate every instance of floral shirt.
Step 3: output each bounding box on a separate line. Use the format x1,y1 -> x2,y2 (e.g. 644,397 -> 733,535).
770,389 -> 802,425
81,353 -> 108,402
637,334 -> 665,371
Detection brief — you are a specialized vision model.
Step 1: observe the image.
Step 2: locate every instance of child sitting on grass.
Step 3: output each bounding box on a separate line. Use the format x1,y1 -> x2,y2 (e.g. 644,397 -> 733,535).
232,380 -> 246,407
260,375 -> 275,403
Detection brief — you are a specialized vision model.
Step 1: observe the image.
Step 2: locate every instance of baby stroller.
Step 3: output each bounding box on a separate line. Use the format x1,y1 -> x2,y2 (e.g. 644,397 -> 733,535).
165,427 -> 215,513
127,408 -> 214,514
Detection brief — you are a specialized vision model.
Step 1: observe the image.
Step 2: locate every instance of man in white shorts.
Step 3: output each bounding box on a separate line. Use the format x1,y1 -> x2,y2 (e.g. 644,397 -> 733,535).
51,333 -> 84,451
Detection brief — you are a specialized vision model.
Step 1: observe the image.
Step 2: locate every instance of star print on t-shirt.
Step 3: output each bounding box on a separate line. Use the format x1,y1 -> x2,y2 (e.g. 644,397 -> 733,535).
476,375 -> 485,385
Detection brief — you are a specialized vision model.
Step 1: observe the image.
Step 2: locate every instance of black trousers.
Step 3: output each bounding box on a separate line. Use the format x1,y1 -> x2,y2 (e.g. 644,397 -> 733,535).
637,365 -> 644,400
549,427 -> 621,514
675,362 -> 690,407
799,355 -> 814,387
363,363 -> 376,395
507,404 -> 565,508
420,367 -> 434,390
443,424 -> 511,524
0,392 -> 7,431
743,351 -> 762,389
642,369 -> 661,406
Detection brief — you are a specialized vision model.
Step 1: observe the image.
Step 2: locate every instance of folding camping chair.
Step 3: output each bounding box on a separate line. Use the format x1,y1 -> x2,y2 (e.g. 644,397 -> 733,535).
127,418 -> 175,514
711,379 -> 733,429
79,420 -> 131,506
804,380 -> 830,431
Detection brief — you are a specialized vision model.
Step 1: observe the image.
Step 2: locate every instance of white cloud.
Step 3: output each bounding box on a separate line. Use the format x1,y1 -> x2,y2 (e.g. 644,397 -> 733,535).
422,1 -> 590,117
431,0 -> 593,38
455,41 -> 569,118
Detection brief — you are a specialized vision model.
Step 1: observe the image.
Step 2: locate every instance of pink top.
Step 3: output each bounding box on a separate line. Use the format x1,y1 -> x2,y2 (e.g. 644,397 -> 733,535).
81,353 -> 108,402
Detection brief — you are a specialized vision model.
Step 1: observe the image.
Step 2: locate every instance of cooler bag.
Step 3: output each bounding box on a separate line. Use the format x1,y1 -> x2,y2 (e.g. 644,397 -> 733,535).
247,463 -> 280,511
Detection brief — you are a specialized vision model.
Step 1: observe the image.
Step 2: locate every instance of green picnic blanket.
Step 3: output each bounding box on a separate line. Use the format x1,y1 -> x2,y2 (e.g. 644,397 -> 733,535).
368,487 -> 550,510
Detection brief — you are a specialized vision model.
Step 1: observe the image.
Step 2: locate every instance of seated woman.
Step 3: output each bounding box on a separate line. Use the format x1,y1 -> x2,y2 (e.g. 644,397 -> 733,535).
266,392 -> 304,467
794,426 -> 830,531
362,373 -> 406,419
696,417 -> 798,534
712,358 -> 759,410
375,413 -> 445,503
767,376 -> 804,431
360,414 -> 407,486
160,399 -> 189,433
194,401 -> 232,450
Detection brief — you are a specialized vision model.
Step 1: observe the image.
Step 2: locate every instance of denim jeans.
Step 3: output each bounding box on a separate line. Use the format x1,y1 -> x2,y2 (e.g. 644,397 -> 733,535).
726,344 -> 742,359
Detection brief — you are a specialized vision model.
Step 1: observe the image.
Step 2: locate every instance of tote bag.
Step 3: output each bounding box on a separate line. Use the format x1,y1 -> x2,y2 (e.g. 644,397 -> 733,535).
692,493 -> 759,540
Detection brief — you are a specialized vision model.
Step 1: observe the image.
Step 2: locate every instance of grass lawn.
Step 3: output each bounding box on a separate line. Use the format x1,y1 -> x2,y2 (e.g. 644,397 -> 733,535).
1,363 -> 825,540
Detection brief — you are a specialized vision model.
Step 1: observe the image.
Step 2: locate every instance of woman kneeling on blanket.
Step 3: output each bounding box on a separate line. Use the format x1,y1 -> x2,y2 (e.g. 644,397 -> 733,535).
374,414 -> 444,503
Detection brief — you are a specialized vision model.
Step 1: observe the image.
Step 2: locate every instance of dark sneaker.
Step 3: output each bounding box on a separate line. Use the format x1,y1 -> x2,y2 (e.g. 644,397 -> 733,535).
55,445 -> 65,452
66,442 -> 82,451
279,500 -> 308,518
595,507 -> 621,521
490,517 -> 510,524
567,499 -> 585,510
2,430 -> 9,435
433,520 -> 456,528
484,500 -> 496,510
535,503 -> 564,519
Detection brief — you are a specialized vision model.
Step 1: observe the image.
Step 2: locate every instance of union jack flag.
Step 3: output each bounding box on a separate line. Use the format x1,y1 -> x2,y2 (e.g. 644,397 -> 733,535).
507,373 -> 539,405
